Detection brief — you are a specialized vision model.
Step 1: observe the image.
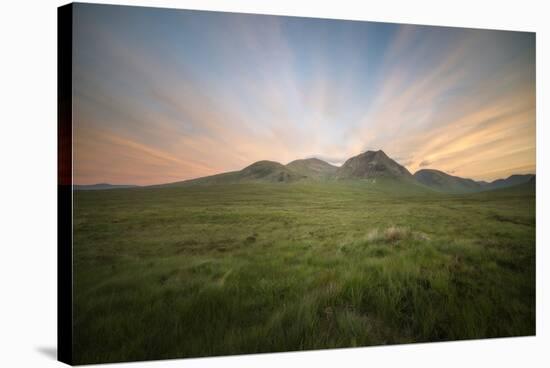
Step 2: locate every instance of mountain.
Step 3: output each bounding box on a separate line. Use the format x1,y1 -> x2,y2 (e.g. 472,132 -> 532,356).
414,169 -> 482,193
159,160 -> 305,187
482,174 -> 535,191
286,158 -> 338,179
239,160 -> 304,182
75,183 -> 139,190
336,150 -> 414,180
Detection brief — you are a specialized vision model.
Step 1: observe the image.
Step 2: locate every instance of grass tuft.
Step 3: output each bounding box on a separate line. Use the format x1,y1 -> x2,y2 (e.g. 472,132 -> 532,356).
366,226 -> 430,244
384,226 -> 409,242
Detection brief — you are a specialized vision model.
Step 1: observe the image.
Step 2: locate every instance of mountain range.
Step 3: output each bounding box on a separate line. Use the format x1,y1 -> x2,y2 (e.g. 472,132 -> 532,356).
156,149 -> 534,193
78,150 -> 535,193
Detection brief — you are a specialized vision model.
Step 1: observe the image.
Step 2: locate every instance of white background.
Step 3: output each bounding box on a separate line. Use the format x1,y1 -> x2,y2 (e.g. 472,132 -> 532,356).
0,0 -> 547,366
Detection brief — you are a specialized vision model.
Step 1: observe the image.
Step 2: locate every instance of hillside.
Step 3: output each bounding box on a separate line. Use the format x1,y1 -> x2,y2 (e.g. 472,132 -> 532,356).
414,169 -> 482,193
239,160 -> 305,182
336,150 -> 414,181
414,170 -> 536,194
157,160 -> 304,187
286,158 -> 338,179
482,174 -> 535,191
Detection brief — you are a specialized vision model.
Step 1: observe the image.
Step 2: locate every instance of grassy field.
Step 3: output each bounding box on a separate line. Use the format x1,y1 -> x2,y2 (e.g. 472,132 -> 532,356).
73,180 -> 535,364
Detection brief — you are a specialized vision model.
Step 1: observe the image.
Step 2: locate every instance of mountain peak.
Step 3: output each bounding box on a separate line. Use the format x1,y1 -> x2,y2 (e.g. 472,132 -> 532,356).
360,149 -> 386,155
336,150 -> 412,180
242,160 -> 283,170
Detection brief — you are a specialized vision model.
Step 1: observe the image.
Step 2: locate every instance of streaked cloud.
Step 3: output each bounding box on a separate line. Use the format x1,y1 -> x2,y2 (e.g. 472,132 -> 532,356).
73,4 -> 535,185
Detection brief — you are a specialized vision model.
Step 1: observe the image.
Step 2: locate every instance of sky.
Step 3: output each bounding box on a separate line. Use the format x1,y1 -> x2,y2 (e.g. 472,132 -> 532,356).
73,4 -> 536,185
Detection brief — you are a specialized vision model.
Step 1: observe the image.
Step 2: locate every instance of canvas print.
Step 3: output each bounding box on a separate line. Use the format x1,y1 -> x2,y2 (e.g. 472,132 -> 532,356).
58,3 -> 536,365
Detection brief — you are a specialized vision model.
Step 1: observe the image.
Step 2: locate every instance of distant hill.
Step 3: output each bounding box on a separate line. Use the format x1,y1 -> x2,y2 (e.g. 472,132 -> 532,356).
468,175 -> 535,200
414,169 -> 535,193
482,174 -> 535,191
414,169 -> 482,193
75,183 -> 139,191
286,158 -> 338,179
336,150 -> 414,181
490,175 -> 535,193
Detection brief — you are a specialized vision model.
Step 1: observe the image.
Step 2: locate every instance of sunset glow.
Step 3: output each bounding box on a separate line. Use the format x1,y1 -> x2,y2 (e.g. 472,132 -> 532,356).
73,4 -> 535,185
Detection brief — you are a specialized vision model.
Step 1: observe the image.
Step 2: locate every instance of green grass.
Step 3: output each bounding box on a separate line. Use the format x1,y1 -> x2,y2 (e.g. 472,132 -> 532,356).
73,180 -> 535,364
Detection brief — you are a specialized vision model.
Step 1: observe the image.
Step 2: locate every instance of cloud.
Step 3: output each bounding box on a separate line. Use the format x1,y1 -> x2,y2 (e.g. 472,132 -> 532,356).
72,6 -> 535,184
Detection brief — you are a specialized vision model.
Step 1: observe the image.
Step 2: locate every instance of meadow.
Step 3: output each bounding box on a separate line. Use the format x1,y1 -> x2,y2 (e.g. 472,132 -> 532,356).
73,181 -> 535,364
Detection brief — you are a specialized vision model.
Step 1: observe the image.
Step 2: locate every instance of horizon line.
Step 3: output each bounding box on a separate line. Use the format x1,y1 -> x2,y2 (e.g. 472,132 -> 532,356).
73,149 -> 536,187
